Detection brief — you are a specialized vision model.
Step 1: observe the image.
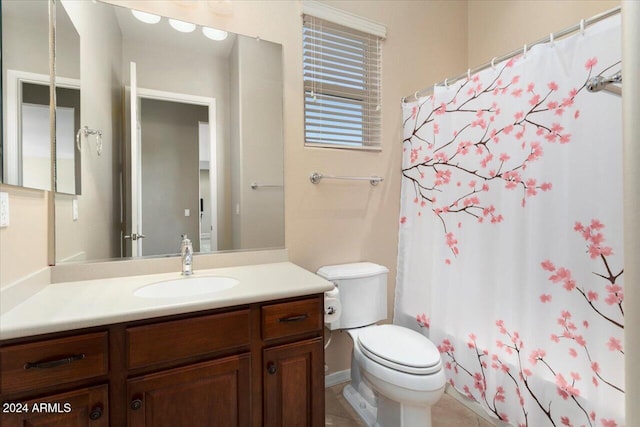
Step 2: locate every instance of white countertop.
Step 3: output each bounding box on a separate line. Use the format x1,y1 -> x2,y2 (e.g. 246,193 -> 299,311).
0,262 -> 334,340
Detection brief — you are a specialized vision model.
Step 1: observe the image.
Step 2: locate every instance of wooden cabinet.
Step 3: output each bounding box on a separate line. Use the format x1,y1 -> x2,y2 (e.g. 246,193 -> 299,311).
127,354 -> 251,427
125,310 -> 251,370
261,298 -> 322,341
263,338 -> 324,427
0,332 -> 108,395
0,294 -> 324,427
1,384 -> 108,427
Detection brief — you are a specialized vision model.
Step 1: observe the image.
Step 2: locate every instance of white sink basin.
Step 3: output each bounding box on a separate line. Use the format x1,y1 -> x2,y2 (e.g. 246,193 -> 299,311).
134,276 -> 239,298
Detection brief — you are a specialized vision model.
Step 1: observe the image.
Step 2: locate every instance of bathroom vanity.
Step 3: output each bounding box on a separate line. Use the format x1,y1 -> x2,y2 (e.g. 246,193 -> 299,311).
0,262 -> 331,427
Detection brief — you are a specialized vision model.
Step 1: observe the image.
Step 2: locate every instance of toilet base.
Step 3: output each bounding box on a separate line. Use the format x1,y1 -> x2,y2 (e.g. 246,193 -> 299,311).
343,381 -> 439,427
377,393 -> 433,427
343,384 -> 377,426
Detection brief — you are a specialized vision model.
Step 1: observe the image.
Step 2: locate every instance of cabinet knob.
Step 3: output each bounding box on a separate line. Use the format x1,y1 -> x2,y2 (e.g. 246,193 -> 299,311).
130,398 -> 143,410
89,405 -> 103,420
266,362 -> 277,375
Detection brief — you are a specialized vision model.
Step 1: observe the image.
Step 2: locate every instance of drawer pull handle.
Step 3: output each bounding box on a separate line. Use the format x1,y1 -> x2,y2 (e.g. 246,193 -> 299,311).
131,398 -> 143,410
89,405 -> 103,420
267,362 -> 277,375
278,314 -> 309,323
24,353 -> 85,370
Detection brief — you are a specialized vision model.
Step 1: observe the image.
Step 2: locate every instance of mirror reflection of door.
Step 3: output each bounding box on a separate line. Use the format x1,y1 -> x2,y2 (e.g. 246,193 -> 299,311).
127,61 -> 217,257
19,82 -> 51,190
1,0 -> 49,189
15,81 -> 80,193
140,97 -> 208,256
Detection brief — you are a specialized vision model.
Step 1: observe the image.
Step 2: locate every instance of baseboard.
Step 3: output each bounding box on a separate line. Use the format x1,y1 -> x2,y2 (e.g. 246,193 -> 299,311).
325,369 -> 351,388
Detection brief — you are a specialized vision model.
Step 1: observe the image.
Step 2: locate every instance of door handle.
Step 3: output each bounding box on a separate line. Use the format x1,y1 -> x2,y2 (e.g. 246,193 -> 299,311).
124,233 -> 146,241
278,314 -> 309,323
24,353 -> 85,370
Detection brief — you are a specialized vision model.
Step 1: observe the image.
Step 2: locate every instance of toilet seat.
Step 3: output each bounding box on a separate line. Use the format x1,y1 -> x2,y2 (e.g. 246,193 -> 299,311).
357,325 -> 442,375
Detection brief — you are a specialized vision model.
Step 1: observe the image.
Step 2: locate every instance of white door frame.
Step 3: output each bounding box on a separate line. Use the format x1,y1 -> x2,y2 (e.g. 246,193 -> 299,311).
133,86 -> 218,253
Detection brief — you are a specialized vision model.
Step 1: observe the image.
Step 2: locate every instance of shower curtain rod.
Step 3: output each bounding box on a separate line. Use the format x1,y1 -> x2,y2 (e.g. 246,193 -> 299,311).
402,6 -> 621,103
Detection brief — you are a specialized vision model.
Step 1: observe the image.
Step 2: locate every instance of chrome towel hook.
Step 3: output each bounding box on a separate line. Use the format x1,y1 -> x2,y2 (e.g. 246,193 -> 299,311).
76,126 -> 103,156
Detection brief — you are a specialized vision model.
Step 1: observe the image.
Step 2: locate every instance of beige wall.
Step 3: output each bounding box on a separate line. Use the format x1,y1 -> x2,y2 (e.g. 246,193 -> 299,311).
468,0 -> 620,66
0,185 -> 50,287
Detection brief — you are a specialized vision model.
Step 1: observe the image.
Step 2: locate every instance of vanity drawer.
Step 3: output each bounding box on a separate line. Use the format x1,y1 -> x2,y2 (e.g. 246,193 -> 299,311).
261,297 -> 322,341
126,309 -> 251,369
0,332 -> 108,395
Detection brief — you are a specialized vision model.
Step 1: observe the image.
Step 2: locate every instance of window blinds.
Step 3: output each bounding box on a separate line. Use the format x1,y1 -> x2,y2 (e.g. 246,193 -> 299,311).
303,14 -> 382,149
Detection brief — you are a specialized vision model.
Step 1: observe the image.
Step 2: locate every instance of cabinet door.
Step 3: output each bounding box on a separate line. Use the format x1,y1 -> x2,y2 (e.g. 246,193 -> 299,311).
127,354 -> 250,427
1,384 -> 108,427
263,337 -> 324,427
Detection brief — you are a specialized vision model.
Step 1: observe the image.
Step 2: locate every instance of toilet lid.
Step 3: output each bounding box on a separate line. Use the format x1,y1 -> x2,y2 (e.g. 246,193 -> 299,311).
357,325 -> 442,375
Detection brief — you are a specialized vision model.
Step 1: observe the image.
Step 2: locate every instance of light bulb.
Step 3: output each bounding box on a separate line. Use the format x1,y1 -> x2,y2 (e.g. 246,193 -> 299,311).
202,27 -> 228,41
131,9 -> 161,24
169,19 -> 196,33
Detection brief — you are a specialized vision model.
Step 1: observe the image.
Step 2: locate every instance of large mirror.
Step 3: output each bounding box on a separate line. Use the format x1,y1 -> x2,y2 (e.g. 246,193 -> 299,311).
54,1 -> 284,263
2,0 -> 51,191
1,0 -> 81,194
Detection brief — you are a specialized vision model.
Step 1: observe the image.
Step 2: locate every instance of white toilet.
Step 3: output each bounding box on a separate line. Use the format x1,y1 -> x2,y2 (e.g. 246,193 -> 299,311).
318,262 -> 446,427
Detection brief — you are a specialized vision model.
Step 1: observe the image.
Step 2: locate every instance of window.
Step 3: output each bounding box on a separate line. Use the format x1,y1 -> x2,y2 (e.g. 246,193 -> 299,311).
303,7 -> 383,150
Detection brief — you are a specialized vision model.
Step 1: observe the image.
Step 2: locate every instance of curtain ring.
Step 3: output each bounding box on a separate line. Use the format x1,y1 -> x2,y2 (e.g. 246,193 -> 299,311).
580,19 -> 585,35
467,68 -> 471,80
549,32 -> 554,46
401,96 -> 406,104
523,43 -> 527,58
414,90 -> 420,100
444,78 -> 448,87
491,57 -> 497,70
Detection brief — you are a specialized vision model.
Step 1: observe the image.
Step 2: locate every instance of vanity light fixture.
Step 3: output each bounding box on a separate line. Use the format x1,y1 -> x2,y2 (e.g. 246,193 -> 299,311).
202,27 -> 228,41
169,18 -> 196,33
131,9 -> 161,24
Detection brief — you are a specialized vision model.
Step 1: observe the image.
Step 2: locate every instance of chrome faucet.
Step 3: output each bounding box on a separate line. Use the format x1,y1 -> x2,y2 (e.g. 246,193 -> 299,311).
181,234 -> 193,276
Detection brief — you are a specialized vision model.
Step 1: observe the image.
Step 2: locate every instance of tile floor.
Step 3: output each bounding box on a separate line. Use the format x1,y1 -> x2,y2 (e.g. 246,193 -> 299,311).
325,383 -> 496,427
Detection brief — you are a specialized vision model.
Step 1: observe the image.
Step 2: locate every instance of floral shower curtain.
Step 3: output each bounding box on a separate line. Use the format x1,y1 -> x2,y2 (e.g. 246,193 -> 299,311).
395,16 -> 624,427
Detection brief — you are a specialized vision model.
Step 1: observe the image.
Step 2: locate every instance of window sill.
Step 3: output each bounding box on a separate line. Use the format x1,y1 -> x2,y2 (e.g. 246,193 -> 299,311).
305,143 -> 382,152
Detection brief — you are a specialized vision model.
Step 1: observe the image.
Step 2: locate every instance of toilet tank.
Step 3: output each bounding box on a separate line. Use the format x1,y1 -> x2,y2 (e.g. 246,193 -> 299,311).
317,262 -> 388,330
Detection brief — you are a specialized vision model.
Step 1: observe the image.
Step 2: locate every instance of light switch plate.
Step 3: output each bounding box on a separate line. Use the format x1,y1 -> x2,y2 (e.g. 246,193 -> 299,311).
0,192 -> 9,227
184,209 -> 190,217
